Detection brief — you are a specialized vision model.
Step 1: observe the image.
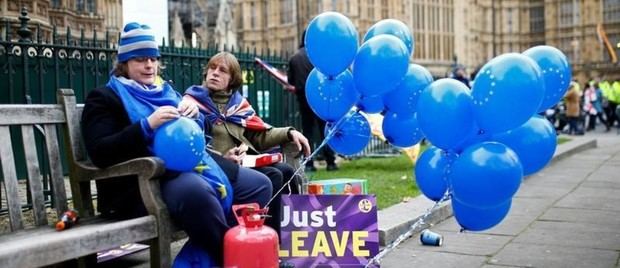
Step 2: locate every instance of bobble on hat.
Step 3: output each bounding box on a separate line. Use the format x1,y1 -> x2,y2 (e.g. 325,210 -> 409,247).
117,22 -> 160,62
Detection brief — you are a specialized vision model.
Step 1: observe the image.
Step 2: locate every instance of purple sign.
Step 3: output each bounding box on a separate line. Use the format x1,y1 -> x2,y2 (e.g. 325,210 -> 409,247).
279,195 -> 379,267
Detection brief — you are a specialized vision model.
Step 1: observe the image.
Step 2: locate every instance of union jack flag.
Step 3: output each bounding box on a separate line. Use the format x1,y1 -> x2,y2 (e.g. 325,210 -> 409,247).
184,85 -> 272,131
254,57 -> 296,92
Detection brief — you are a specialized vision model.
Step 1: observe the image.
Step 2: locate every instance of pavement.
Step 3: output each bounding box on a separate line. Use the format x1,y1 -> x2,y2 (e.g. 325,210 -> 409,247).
380,127 -> 620,268
97,127 -> 620,267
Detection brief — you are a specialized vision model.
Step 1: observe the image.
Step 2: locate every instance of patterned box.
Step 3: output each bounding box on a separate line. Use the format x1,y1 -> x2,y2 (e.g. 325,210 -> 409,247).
307,178 -> 367,195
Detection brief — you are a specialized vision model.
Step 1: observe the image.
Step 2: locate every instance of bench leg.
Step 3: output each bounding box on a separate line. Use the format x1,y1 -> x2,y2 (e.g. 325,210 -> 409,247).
149,236 -> 171,268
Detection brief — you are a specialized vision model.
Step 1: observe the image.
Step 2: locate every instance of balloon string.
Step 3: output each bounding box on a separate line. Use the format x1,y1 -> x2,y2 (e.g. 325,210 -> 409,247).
365,191 -> 451,268
265,108 -> 360,207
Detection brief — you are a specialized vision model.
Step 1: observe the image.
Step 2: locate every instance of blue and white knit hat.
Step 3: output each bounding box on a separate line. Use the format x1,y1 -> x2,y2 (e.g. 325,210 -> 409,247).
117,22 -> 160,62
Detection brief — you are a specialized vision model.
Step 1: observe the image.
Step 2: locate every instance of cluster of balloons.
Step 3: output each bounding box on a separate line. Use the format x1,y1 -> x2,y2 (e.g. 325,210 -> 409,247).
305,12 -> 428,155
305,11 -> 571,232
415,46 -> 570,231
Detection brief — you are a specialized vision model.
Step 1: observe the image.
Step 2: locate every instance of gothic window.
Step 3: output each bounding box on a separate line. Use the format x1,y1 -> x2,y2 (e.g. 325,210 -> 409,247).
507,8 -> 513,33
381,0 -> 388,18
603,0 -> 620,23
87,0 -> 95,13
558,1 -> 579,27
280,0 -> 293,24
530,5 -> 545,33
368,1 -> 375,18
250,2 -> 256,29
76,0 -> 96,13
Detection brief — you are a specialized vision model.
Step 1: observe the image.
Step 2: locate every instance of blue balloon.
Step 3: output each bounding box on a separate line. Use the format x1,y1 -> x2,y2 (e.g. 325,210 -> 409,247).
325,112 -> 371,155
417,78 -> 476,150
491,115 -> 557,176
382,111 -> 424,147
305,12 -> 358,76
306,68 -> 359,122
453,199 -> 512,231
353,35 -> 410,97
384,64 -> 434,116
414,146 -> 451,201
363,19 -> 414,55
153,117 -> 205,172
523,46 -> 572,112
450,142 -> 523,208
453,126 -> 490,154
472,53 -> 545,133
357,94 -> 385,114
173,240 -> 213,268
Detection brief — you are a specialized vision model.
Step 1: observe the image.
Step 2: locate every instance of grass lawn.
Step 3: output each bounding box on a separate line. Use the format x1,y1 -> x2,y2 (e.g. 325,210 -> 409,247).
557,136 -> 571,144
304,135 -> 569,210
306,153 -> 421,210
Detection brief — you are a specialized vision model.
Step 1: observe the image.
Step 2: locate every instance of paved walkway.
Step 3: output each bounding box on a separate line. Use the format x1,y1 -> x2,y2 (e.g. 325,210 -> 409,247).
381,129 -> 620,267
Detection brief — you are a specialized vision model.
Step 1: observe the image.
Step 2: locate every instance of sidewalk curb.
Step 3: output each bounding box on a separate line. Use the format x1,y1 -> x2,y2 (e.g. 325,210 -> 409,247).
377,136 -> 597,246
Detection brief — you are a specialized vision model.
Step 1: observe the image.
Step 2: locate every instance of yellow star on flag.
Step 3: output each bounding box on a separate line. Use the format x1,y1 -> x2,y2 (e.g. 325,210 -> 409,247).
194,164 -> 210,173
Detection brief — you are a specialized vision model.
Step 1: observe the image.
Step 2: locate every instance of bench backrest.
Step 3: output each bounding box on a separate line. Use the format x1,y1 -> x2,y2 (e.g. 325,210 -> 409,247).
0,103 -> 69,231
57,89 -> 97,217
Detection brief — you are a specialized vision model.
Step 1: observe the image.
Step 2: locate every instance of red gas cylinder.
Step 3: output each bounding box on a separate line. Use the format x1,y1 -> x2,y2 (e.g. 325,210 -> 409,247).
224,203 -> 279,268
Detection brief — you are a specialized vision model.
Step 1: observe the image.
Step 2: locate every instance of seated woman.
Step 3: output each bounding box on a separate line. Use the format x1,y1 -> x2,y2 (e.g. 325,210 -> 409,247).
81,22 -> 271,266
183,51 -> 311,237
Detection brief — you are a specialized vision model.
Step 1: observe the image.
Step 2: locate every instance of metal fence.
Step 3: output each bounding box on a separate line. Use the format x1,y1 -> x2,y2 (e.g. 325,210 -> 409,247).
0,19 -> 299,129
0,11 -> 301,183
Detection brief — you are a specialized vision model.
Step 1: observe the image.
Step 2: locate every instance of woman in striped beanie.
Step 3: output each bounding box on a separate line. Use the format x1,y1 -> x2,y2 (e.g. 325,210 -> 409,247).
81,22 -> 272,266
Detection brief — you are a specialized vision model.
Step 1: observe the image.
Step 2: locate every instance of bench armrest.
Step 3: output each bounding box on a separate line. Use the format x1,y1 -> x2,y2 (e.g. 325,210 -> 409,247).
73,157 -> 165,183
280,141 -> 301,157
280,142 -> 308,194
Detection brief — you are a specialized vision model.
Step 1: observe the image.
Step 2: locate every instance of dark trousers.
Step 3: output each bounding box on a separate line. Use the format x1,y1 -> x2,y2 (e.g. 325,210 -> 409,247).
160,169 -> 272,266
587,113 -> 597,130
607,102 -> 619,128
254,162 -> 301,242
567,116 -> 582,135
255,162 -> 300,195
587,112 -> 609,130
297,95 -> 336,166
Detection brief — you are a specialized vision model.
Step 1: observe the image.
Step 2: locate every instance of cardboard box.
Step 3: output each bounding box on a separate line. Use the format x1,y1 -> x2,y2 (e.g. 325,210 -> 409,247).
307,178 -> 367,195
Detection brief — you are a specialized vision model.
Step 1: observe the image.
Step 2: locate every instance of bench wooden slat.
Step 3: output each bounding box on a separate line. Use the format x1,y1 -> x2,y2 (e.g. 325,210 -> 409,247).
59,89 -> 87,162
44,124 -> 69,214
0,215 -> 158,268
0,105 -> 65,125
21,125 -> 48,226
0,126 -> 24,230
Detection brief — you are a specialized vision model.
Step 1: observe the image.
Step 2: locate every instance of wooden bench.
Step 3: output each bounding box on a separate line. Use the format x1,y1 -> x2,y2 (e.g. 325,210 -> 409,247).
0,88 -> 303,267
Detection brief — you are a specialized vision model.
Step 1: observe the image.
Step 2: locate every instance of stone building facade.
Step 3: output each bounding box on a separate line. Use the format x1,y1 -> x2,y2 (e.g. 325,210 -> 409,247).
1,0 -> 617,81
233,0 -> 619,81
0,0 -> 122,44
